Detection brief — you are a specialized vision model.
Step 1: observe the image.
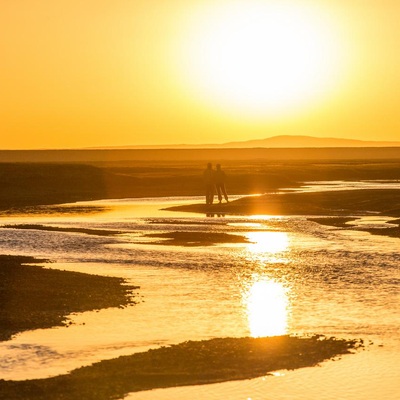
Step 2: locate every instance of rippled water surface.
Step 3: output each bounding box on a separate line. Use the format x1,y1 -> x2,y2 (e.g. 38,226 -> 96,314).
0,191 -> 399,399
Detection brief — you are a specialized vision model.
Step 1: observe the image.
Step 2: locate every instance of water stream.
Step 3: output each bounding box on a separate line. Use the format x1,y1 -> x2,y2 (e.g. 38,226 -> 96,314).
0,184 -> 399,399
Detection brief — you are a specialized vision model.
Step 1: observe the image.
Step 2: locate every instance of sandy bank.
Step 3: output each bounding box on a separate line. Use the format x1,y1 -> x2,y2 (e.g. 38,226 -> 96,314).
142,231 -> 250,246
167,189 -> 400,239
2,160 -> 400,211
2,224 -> 124,236
167,189 -> 400,218
0,335 -> 363,400
310,217 -> 400,239
0,255 -> 139,342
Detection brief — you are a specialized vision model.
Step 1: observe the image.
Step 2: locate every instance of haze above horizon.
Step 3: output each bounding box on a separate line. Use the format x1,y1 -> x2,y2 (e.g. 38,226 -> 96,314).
1,1 -> 400,149
91,135 -> 400,150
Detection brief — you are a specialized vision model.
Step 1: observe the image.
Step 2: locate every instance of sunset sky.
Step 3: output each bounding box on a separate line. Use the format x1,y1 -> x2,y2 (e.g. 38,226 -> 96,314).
1,0 -> 400,149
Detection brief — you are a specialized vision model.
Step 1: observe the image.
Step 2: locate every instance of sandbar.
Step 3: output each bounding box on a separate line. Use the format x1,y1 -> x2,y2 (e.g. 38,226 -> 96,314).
2,224 -> 124,236
142,231 -> 250,246
0,255 -> 138,342
0,335 -> 363,400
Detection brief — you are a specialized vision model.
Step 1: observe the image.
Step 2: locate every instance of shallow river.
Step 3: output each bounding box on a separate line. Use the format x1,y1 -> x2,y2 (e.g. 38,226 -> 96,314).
0,183 -> 399,399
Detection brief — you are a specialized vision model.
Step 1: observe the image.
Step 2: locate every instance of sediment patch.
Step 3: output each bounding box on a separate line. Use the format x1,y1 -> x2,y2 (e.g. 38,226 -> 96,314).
0,255 -> 138,342
0,335 -> 364,400
142,231 -> 250,246
2,224 -> 124,236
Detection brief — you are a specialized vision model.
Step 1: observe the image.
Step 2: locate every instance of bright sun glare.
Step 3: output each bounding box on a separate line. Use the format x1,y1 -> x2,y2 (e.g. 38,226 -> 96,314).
244,278 -> 289,337
246,231 -> 289,254
178,1 -> 345,116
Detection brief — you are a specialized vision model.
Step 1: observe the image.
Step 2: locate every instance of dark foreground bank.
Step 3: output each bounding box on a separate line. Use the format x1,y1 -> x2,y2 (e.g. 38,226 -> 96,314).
0,335 -> 363,400
0,255 -> 138,342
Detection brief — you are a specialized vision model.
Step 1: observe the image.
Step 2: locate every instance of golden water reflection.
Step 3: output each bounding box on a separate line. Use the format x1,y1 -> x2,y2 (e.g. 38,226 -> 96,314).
243,277 -> 289,337
246,231 -> 289,254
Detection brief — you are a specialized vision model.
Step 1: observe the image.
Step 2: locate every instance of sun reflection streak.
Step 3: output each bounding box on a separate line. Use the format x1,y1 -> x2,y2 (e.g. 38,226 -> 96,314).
246,231 -> 289,254
243,278 -> 289,337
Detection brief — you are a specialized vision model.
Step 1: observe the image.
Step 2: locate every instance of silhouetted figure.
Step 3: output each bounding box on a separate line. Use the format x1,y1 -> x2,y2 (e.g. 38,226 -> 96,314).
215,164 -> 229,203
203,163 -> 215,205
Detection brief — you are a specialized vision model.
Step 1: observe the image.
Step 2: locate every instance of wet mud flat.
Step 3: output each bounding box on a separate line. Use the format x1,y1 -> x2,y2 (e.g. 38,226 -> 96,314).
2,224 -> 124,236
142,231 -> 250,246
168,188 -> 400,219
309,216 -> 400,238
0,255 -> 138,342
0,335 -> 363,400
167,189 -> 400,241
2,158 -> 400,211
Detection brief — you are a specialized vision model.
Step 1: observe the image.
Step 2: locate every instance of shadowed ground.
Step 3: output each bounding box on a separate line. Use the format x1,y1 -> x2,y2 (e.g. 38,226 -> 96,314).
2,159 -> 400,211
0,335 -> 363,400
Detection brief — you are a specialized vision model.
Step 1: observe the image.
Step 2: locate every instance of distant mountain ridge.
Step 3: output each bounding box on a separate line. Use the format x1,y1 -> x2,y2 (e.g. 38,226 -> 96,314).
96,135 -> 400,149
220,135 -> 400,148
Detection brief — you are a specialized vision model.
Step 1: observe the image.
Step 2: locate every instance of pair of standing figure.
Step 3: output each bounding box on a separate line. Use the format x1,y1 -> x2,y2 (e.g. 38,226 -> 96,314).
203,163 -> 229,205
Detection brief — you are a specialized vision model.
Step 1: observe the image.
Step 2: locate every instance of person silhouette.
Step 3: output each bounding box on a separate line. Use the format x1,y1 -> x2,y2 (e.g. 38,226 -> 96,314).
215,163 -> 229,203
203,163 -> 215,205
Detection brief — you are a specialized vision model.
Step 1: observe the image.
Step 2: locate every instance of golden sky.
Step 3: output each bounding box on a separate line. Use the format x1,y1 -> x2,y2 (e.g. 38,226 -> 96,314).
1,0 -> 400,149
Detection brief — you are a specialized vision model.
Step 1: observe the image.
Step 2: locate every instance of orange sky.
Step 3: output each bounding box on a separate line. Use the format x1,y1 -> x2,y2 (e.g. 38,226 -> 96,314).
1,0 -> 400,149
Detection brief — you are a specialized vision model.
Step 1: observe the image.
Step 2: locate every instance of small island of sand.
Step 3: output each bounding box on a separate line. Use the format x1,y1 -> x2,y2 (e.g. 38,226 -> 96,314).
0,335 -> 363,400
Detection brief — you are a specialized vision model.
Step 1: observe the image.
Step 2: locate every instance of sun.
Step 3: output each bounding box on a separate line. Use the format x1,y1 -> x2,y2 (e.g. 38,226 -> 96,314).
176,1 -> 346,117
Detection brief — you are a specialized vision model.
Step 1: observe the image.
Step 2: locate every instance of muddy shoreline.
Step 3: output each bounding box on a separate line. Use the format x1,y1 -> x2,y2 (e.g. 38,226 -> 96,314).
166,189 -> 400,238
0,255 -> 138,342
2,159 -> 400,211
0,335 -> 363,400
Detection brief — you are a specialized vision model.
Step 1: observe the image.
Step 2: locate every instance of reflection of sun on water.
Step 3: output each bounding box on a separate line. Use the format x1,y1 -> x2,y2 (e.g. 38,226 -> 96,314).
244,278 -> 289,337
246,231 -> 289,254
